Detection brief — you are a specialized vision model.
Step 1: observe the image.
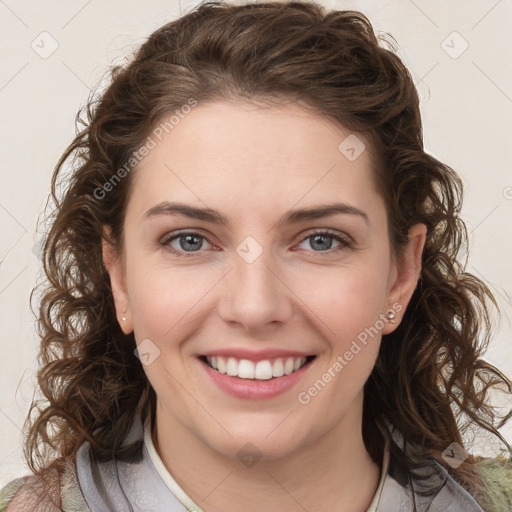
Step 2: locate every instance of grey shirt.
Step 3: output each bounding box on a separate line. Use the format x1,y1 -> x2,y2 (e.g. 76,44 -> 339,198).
74,411 -> 485,512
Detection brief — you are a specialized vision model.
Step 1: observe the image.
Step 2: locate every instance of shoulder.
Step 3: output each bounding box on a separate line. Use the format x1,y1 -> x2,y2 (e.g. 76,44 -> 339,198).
427,455 -> 512,512
382,443 -> 496,511
0,476 -> 26,512
0,472 -> 57,512
0,460 -> 91,512
474,455 -> 512,512
386,426 -> 511,511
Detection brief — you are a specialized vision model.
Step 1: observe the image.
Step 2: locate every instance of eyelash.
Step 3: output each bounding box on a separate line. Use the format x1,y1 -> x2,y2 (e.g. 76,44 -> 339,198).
159,229 -> 352,258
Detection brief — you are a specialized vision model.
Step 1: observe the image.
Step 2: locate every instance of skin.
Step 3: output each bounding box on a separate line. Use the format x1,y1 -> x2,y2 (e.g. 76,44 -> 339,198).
103,99 -> 426,512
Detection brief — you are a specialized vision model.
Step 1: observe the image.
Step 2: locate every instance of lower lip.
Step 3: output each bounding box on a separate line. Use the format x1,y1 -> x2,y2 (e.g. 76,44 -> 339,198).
200,358 -> 314,400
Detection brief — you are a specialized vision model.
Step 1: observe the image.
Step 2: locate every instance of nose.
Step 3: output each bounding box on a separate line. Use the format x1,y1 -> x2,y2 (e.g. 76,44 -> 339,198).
217,247 -> 293,334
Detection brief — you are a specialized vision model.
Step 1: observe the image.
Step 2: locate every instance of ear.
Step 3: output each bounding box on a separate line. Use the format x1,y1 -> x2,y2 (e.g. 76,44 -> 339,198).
382,223 -> 427,335
102,226 -> 133,334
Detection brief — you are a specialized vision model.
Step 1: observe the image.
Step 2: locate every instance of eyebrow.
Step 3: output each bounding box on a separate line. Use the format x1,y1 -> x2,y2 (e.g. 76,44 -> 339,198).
143,201 -> 369,227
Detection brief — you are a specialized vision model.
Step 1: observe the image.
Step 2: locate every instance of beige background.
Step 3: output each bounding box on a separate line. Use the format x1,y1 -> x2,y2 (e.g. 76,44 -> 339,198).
1,0 -> 511,487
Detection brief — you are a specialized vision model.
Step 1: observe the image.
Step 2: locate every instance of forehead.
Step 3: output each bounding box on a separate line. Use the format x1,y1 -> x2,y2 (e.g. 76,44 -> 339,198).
128,99 -> 383,222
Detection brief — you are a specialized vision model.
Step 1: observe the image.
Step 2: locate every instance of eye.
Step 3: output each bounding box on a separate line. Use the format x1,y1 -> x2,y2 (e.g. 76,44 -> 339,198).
160,231 -> 214,257
296,230 -> 352,253
160,229 -> 352,259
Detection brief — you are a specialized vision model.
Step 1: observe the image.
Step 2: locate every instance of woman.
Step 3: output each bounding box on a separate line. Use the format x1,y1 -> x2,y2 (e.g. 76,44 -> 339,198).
1,1 -> 511,510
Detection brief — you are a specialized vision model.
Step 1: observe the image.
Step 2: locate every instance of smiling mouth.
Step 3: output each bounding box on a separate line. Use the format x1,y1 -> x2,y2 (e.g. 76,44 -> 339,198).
199,355 -> 316,380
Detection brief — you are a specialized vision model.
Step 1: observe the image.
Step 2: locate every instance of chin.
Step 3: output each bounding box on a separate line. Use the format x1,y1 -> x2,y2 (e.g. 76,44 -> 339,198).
194,417 -> 316,464
212,436 -> 300,464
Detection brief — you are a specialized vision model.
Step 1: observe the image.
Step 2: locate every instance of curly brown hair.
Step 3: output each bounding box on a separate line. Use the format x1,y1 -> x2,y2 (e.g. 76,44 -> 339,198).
24,0 -> 511,508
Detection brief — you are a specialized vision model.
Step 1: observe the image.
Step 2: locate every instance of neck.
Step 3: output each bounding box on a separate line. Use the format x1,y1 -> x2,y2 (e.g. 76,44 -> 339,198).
153,396 -> 381,512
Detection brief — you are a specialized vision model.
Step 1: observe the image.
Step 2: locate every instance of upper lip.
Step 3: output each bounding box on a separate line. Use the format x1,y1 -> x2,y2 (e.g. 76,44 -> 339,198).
200,348 -> 314,362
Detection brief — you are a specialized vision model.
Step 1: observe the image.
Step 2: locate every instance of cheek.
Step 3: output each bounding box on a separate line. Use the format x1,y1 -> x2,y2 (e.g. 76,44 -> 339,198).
127,258 -> 207,342
293,263 -> 390,343
126,264 -> 206,399
295,269 -> 386,423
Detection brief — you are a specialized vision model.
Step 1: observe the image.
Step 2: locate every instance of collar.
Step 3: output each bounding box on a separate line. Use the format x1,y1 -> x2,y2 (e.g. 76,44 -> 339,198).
143,414 -> 202,511
142,413 -> 390,512
75,409 -> 484,512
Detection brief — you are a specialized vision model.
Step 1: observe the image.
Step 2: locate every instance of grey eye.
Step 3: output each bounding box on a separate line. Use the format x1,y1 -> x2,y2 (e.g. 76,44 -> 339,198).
308,234 -> 335,251
174,233 -> 204,252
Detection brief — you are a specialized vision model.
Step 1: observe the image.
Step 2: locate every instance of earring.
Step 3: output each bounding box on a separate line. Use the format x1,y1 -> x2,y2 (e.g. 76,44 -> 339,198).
122,316 -> 127,322
386,310 -> 397,324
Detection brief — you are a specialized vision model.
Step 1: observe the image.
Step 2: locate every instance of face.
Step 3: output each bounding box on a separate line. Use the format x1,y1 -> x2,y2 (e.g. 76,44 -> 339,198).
104,99 -> 425,462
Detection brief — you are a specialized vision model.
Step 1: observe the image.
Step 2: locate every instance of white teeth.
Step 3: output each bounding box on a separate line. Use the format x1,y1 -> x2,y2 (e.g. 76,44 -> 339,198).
293,358 -> 303,371
255,361 -> 273,380
272,358 -> 284,377
226,357 -> 238,376
284,358 -> 295,375
238,359 -> 255,379
217,357 -> 227,374
205,356 -> 309,380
